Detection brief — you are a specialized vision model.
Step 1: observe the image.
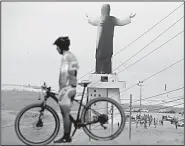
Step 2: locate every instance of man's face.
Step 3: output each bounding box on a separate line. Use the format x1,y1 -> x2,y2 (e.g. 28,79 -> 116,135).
56,46 -> 63,55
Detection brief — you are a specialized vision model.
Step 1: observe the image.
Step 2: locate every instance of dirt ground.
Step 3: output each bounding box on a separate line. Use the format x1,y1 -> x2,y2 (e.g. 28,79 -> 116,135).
1,91 -> 184,145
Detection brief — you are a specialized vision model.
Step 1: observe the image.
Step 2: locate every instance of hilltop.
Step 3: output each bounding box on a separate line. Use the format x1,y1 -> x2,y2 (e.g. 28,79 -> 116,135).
1,90 -> 183,113
121,103 -> 183,113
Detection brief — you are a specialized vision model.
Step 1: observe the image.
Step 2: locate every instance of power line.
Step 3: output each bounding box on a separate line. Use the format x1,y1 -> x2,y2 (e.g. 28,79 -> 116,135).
112,58 -> 184,99
77,3 -> 184,81
120,83 -> 139,94
145,97 -> 183,106
122,95 -> 184,109
93,30 -> 184,88
121,97 -> 184,111
113,16 -> 184,72
78,69 -> 94,81
121,98 -> 130,100
116,30 -> 184,75
143,59 -> 184,82
122,87 -> 184,109
157,98 -> 183,106
165,94 -> 184,100
113,3 -> 184,57
132,87 -> 184,103
131,95 -> 183,103
149,103 -> 184,112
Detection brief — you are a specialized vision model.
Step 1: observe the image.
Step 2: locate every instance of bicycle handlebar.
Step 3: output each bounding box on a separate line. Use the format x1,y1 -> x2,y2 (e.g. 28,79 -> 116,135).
40,80 -> 90,97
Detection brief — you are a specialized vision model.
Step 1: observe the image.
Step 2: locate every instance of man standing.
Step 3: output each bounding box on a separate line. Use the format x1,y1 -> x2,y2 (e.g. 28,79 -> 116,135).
53,37 -> 79,143
154,118 -> 156,128
144,115 -> 147,129
86,4 -> 136,74
175,121 -> 178,129
161,119 -> 163,126
135,114 -> 139,128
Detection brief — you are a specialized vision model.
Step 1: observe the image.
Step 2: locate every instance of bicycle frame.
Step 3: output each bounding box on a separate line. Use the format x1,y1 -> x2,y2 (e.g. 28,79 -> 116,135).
39,85 -> 99,138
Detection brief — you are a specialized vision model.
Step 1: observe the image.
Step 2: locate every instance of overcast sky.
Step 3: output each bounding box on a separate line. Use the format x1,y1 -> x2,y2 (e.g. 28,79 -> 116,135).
2,2 -> 184,106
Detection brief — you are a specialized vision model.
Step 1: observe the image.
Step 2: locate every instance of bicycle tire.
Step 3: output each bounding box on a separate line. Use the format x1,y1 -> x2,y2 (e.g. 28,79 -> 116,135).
81,97 -> 126,141
14,103 -> 60,145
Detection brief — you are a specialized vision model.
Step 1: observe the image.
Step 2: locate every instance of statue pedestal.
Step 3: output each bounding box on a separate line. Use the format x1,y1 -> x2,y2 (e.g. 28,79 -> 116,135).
87,73 -> 126,102
86,73 -> 126,124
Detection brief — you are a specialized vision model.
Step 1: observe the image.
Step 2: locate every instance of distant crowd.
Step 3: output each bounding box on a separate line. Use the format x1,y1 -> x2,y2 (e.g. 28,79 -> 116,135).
134,114 -> 181,129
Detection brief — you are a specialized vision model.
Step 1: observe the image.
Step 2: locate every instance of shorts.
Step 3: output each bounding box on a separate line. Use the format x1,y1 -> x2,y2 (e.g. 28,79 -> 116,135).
58,86 -> 76,107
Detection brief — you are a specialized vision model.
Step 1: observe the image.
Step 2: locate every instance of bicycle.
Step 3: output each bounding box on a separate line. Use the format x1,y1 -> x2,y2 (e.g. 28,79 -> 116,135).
14,81 -> 126,145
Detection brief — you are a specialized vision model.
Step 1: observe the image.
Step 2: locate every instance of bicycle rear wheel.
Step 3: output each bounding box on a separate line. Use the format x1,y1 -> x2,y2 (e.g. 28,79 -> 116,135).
14,103 -> 60,145
81,97 -> 126,141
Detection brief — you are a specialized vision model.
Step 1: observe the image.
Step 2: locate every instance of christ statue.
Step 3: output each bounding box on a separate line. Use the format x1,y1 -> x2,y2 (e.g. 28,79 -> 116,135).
86,4 -> 136,74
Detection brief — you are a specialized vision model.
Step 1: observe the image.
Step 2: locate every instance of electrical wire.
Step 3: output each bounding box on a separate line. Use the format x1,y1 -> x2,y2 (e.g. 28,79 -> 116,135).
132,87 -> 184,103
93,30 -> 184,87
111,58 -> 184,99
77,3 -> 184,81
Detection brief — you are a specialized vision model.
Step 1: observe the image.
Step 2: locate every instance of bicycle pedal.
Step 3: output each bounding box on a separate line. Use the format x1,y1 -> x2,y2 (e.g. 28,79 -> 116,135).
77,123 -> 84,128
101,124 -> 107,129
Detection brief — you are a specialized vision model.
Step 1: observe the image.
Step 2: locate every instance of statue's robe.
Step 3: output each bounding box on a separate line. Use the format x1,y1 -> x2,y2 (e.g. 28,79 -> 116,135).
88,14 -> 131,74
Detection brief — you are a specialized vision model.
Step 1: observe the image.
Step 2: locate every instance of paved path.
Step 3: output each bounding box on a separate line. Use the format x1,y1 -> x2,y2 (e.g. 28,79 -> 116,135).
1,110 -> 184,145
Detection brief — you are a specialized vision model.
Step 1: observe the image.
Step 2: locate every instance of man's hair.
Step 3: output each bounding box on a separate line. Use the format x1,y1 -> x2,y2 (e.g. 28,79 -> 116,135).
53,37 -> 70,50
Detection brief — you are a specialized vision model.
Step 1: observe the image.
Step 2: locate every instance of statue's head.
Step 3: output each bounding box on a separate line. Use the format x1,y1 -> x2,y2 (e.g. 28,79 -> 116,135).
101,4 -> 110,16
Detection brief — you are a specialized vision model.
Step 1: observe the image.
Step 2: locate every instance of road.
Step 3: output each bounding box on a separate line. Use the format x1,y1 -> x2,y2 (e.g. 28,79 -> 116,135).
2,109 -> 184,145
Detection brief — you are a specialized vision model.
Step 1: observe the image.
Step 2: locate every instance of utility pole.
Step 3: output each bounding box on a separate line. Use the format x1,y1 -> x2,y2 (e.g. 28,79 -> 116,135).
164,84 -> 168,97
137,81 -> 144,116
129,94 -> 132,140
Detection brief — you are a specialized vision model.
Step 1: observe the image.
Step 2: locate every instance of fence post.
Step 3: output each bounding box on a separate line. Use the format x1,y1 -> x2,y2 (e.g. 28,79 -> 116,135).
87,89 -> 91,142
129,94 -> 132,140
111,104 -> 114,135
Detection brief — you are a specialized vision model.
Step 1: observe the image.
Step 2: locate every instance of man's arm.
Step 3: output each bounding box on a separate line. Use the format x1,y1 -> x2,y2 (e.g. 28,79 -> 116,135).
59,62 -> 69,91
114,13 -> 136,26
68,62 -> 79,77
67,55 -> 79,80
86,13 -> 98,26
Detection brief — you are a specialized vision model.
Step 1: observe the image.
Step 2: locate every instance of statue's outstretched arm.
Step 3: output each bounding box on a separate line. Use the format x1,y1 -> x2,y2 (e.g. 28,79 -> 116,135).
86,13 -> 98,26
114,13 -> 136,26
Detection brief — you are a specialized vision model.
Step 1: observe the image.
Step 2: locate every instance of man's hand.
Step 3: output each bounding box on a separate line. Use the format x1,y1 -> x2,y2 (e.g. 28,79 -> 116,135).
85,13 -> 88,18
130,13 -> 136,19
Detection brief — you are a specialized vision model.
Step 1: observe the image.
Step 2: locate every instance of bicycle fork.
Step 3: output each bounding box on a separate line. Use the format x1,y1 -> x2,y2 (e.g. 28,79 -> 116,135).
36,100 -> 47,127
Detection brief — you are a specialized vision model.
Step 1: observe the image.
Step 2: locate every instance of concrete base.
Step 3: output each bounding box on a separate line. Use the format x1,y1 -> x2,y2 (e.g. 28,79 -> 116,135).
87,73 -> 126,102
85,73 -> 126,125
88,73 -> 126,89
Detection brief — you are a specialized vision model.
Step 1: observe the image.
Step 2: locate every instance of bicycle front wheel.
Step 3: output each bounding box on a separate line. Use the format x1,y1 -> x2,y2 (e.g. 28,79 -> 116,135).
14,104 -> 60,145
81,97 -> 126,141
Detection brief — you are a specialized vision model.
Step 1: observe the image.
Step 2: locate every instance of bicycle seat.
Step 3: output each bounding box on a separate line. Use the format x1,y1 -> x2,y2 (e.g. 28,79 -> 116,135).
78,80 -> 91,87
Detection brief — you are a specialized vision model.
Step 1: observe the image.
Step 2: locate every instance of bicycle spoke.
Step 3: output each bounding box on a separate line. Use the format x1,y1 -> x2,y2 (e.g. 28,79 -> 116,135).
82,98 -> 126,140
87,107 -> 101,116
15,105 -> 60,145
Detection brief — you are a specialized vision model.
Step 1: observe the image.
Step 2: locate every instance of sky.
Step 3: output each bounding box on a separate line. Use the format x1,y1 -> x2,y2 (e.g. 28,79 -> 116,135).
1,2 -> 184,107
